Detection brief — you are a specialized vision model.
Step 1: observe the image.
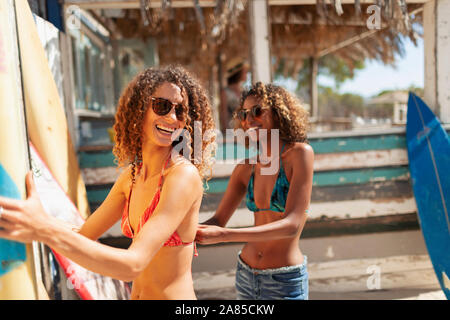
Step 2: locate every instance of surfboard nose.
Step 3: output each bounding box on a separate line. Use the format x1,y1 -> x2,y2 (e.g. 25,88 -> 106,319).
406,92 -> 441,142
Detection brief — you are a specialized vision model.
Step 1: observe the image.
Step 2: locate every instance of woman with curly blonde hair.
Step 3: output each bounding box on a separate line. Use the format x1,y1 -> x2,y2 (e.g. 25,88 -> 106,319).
196,82 -> 313,300
0,65 -> 215,299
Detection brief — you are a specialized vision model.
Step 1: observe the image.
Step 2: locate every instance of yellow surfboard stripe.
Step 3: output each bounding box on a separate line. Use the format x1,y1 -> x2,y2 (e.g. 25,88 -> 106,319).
15,0 -> 91,219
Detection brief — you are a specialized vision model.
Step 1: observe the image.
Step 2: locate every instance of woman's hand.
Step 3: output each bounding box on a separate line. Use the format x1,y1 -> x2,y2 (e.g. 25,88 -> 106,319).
195,224 -> 229,245
0,171 -> 53,243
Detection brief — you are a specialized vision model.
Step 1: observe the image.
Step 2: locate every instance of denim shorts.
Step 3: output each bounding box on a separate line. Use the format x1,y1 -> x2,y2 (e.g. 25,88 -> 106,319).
235,253 -> 309,300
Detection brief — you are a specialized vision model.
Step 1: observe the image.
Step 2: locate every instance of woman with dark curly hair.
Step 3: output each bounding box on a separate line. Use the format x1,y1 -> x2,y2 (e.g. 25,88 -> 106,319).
196,82 -> 313,300
0,66 -> 216,299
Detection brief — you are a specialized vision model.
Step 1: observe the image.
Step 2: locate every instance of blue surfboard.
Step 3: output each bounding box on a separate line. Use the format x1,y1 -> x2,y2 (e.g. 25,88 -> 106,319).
0,164 -> 27,277
406,92 -> 450,299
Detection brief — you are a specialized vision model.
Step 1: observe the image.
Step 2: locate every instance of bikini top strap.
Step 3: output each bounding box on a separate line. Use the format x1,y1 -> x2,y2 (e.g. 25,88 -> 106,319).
193,242 -> 198,257
275,142 -> 286,170
250,158 -> 257,181
126,181 -> 134,206
280,142 -> 286,154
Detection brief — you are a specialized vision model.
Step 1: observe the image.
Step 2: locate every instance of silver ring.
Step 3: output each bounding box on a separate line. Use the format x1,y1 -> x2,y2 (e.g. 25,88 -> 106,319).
0,205 -> 4,219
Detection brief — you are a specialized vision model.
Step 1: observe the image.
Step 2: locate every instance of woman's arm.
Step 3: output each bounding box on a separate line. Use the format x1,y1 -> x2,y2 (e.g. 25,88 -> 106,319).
0,172 -> 135,280
77,167 -> 130,240
200,163 -> 249,227
0,166 -> 202,281
196,143 -> 314,244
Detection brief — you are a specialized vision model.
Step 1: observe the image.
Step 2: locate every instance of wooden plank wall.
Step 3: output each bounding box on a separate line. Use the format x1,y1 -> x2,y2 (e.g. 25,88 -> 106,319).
81,127 -> 450,240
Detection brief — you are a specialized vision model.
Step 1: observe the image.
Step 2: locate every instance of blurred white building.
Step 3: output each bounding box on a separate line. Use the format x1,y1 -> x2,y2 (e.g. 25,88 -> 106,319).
368,91 -> 409,125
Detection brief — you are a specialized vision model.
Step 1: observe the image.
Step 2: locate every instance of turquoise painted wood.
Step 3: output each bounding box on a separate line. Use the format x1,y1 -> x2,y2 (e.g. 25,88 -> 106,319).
86,166 -> 410,202
406,93 -> 450,300
79,144 -> 258,168
310,134 -> 406,154
312,167 -> 409,187
86,187 -> 111,205
202,166 -> 409,195
81,129 -> 449,210
78,133 -> 413,168
0,164 -> 27,277
79,150 -> 116,169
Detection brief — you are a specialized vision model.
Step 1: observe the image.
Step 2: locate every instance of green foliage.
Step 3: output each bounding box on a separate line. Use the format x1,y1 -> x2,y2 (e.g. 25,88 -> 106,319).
318,86 -> 365,118
274,55 -> 365,91
316,56 -> 365,88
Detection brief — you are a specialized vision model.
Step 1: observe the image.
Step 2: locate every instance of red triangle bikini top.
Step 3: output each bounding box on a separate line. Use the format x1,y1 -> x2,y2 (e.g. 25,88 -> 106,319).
121,156 -> 198,256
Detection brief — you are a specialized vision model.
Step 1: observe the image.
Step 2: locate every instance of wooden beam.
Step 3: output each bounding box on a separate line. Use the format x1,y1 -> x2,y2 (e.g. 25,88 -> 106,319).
88,10 -> 123,39
424,0 -> 450,122
64,0 -> 216,9
64,0 -> 431,10
423,0 -> 437,113
269,0 -> 430,4
318,29 -> 378,57
310,56 -> 319,118
318,6 -> 424,58
248,0 -> 272,83
271,15 -> 387,26
436,0 -> 450,123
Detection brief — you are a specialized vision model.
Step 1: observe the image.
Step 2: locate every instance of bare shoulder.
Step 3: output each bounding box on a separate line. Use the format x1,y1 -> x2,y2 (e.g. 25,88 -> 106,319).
284,142 -> 314,161
117,165 -> 133,180
165,157 -> 203,191
283,142 -> 314,177
233,158 -> 254,176
113,165 -> 133,194
234,159 -> 253,172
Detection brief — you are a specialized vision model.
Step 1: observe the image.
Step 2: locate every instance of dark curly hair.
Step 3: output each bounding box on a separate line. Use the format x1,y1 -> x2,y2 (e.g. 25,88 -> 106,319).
113,65 -> 216,182
234,82 -> 309,143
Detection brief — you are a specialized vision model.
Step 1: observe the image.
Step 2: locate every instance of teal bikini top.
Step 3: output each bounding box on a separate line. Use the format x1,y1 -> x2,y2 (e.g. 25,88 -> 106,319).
246,144 -> 290,213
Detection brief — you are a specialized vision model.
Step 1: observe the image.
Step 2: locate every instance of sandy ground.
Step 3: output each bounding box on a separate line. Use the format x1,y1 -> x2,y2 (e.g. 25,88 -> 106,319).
192,230 -> 447,300
193,254 -> 446,300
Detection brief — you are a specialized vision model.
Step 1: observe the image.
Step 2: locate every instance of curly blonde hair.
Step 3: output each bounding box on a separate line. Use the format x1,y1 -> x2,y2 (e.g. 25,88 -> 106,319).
113,65 -> 216,181
234,82 -> 309,143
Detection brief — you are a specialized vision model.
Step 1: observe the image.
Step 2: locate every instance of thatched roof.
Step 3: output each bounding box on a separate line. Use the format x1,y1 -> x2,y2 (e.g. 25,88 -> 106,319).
271,4 -> 422,72
91,1 -> 423,85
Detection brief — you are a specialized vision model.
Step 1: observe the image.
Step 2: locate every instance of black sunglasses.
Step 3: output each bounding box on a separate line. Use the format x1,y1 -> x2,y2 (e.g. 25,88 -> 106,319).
151,97 -> 185,121
236,104 -> 267,121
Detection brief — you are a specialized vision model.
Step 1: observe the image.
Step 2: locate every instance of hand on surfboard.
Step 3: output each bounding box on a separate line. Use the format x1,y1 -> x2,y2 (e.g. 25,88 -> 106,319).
0,171 -> 54,243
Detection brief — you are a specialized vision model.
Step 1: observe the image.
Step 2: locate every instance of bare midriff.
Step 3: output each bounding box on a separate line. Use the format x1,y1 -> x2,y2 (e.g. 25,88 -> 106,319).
239,210 -> 304,270
130,245 -> 196,300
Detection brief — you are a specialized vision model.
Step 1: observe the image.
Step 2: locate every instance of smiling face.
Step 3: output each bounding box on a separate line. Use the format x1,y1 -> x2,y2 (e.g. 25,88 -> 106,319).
240,95 -> 275,141
142,82 -> 187,147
